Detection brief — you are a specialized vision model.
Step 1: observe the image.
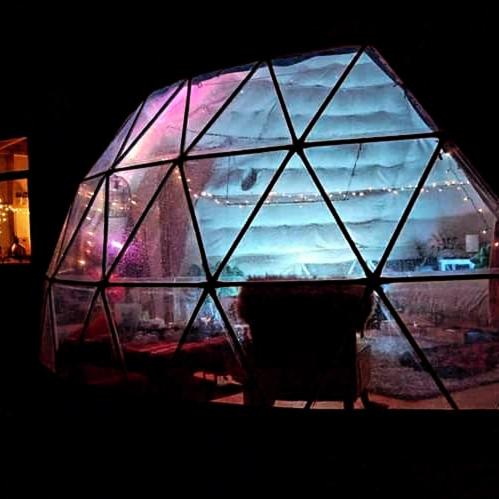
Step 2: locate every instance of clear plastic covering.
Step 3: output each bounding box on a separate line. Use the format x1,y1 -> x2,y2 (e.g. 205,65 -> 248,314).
42,46 -> 499,409
383,150 -> 498,276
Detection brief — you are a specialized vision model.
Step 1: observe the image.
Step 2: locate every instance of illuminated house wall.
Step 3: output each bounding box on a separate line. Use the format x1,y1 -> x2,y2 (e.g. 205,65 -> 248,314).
40,46 -> 499,409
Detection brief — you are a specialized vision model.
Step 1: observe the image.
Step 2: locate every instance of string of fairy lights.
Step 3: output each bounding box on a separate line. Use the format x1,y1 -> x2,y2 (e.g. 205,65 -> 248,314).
192,156 -> 490,234
69,150 -> 491,271
0,197 -> 30,236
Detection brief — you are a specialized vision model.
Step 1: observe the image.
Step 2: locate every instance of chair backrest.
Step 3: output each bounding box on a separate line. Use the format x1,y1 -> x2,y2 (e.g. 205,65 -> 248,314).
237,282 -> 373,368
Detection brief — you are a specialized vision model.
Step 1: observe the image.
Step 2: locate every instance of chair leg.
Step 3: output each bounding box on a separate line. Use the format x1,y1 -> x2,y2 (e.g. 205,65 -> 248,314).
361,390 -> 388,410
343,399 -> 354,410
360,390 -> 371,408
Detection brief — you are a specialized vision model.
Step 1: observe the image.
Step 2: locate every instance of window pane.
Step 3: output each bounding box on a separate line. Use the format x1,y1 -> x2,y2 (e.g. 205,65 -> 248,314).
0,178 -> 31,263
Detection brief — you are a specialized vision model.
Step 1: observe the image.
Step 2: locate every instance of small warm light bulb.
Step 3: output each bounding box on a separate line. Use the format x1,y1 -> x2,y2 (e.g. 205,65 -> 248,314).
78,259 -> 86,266
494,242 -> 499,248
463,196 -> 469,201
482,229 -> 488,234
478,208 -> 483,213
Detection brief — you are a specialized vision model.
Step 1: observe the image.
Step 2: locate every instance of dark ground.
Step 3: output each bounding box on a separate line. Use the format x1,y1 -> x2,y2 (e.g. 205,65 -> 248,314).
1,8 -> 499,497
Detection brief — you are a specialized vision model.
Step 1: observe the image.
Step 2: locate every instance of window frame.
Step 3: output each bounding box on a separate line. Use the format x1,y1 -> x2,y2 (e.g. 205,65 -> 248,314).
0,136 -> 32,265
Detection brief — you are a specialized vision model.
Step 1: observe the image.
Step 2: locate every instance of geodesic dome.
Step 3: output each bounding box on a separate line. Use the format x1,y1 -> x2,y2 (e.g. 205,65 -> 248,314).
41,46 -> 499,409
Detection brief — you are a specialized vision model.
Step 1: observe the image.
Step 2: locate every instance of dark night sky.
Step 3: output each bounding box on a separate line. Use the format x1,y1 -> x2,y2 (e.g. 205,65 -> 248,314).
2,14 -> 499,494
1,10 -> 494,167
0,9 -> 496,269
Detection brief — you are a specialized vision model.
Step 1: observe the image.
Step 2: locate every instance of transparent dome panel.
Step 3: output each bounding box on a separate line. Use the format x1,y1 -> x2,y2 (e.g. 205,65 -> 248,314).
56,180 -> 106,281
55,291 -> 124,385
363,291 -> 453,409
272,48 -> 356,137
122,83 -> 181,154
117,83 -> 187,168
383,151 -> 499,276
50,177 -> 103,276
40,292 -> 56,372
221,154 -> 366,281
169,293 -> 246,404
305,138 -> 439,269
307,51 -> 434,142
105,164 -> 172,272
384,281 -> 499,409
184,151 -> 287,274
185,65 -> 254,152
191,63 -> 292,154
109,166 -> 205,283
106,286 -> 203,390
85,106 -> 141,178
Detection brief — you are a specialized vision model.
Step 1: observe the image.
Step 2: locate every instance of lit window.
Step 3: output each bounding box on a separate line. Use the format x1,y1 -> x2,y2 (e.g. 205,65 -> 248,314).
0,137 -> 31,263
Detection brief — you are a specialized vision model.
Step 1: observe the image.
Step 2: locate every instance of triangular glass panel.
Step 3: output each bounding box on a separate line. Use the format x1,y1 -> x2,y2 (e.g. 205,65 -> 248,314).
383,281 -> 499,409
40,291 -> 56,372
184,151 -> 287,273
106,286 -> 202,389
307,51 -> 434,142
185,64 -> 254,152
47,211 -> 70,277
52,284 -> 95,346
56,181 -> 105,281
305,138 -> 438,268
356,289 -> 453,409
272,48 -> 356,137
222,154 -> 365,280
85,105 -> 141,178
55,292 -> 124,385
169,294 -> 246,404
191,63 -> 293,154
110,166 -> 205,282
105,164 -> 172,272
54,177 -> 103,271
116,83 -> 187,168
383,150 -> 499,277
122,82 -> 181,153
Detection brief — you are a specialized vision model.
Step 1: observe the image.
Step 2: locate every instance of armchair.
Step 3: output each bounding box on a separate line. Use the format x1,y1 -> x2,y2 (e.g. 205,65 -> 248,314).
237,281 -> 374,408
